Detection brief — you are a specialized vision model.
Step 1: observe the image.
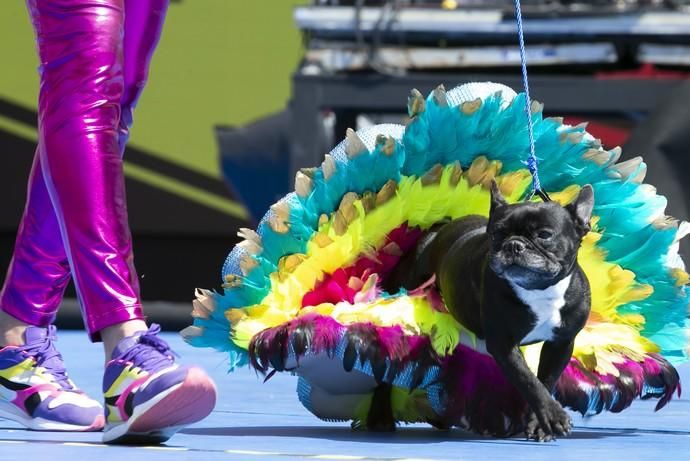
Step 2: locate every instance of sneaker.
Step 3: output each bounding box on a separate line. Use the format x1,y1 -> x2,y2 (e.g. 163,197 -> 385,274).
0,325 -> 104,431
102,324 -> 216,444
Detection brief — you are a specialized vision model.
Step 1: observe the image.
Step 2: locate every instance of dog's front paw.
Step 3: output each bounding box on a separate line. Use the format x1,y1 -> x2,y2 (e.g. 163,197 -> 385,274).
524,400 -> 572,442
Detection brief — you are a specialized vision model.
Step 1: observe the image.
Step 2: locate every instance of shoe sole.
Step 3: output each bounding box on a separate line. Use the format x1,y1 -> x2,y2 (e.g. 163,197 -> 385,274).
0,399 -> 104,431
103,367 -> 216,445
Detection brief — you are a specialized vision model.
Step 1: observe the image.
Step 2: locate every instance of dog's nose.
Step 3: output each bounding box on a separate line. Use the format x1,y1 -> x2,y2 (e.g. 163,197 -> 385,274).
503,239 -> 526,255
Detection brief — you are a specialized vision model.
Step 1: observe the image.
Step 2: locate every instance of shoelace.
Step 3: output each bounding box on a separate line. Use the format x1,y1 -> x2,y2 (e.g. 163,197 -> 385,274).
18,327 -> 73,390
119,324 -> 179,372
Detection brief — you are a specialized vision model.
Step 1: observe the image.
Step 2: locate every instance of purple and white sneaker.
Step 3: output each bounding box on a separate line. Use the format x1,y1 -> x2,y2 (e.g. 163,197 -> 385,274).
0,325 -> 104,431
102,324 -> 216,444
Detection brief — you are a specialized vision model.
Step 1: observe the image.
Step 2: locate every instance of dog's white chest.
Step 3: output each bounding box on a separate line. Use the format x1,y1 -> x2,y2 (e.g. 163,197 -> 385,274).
510,276 -> 571,344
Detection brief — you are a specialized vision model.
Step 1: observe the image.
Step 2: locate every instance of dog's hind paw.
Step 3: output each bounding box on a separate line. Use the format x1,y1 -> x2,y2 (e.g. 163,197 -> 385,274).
524,400 -> 572,442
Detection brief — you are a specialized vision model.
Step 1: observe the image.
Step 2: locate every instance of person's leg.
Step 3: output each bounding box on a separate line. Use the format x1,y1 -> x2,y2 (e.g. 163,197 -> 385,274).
0,0 -> 166,349
2,0 -> 214,439
1,0 -> 147,346
30,0 -> 145,346
100,0 -> 169,359
95,0 -> 216,444
4,0 -> 182,355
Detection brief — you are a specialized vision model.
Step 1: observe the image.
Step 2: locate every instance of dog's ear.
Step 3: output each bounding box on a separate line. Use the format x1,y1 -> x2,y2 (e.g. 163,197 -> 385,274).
489,179 -> 507,214
566,185 -> 594,235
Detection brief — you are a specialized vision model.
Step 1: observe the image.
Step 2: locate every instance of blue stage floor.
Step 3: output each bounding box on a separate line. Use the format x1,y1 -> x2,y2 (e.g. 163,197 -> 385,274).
1,331 -> 689,460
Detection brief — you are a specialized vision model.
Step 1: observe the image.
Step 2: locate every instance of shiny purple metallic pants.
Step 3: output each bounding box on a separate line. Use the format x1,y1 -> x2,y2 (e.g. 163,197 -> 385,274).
0,0 -> 168,340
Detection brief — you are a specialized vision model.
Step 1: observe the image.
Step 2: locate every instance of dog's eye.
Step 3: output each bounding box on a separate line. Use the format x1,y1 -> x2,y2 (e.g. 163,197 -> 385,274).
537,229 -> 554,240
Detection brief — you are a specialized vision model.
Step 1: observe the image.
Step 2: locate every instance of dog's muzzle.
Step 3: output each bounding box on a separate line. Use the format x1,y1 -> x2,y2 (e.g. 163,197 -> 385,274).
502,238 -> 527,256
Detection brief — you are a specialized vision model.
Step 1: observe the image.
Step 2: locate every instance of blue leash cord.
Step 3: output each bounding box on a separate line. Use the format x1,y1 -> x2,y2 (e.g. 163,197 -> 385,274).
514,0 -> 550,202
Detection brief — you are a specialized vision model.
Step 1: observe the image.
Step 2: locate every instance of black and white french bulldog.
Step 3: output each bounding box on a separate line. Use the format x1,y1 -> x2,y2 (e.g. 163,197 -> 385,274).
380,180 -> 593,441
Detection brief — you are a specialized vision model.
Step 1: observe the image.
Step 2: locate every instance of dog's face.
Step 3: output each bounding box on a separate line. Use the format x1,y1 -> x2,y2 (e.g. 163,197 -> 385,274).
487,181 -> 594,289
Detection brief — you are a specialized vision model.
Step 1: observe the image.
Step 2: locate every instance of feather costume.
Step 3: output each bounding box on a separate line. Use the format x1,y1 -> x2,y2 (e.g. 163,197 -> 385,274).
182,82 -> 689,436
